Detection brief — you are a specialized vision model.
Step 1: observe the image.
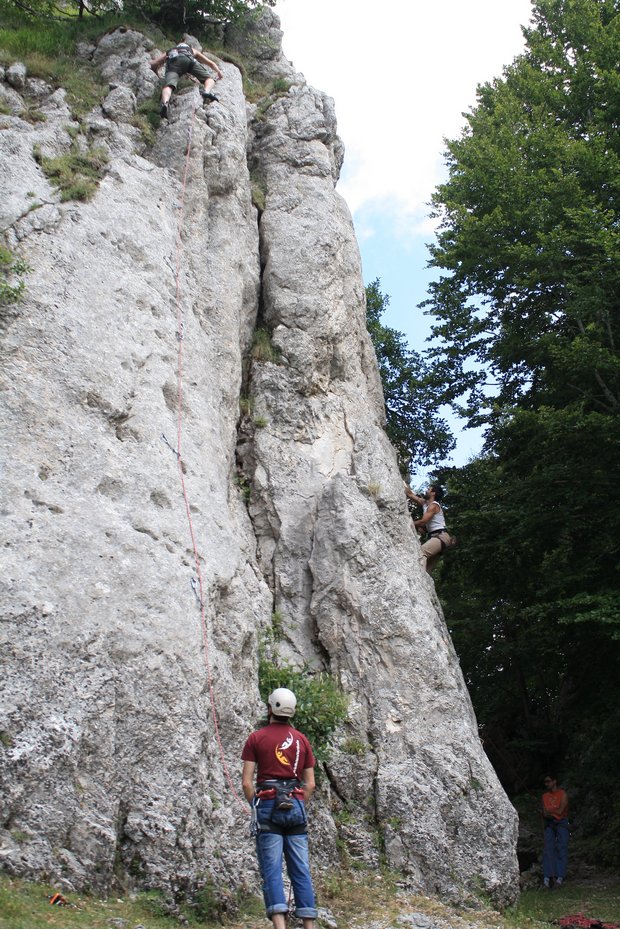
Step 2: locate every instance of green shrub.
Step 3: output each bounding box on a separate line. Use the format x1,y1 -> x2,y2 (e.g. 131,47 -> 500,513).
235,473 -> 251,501
270,609 -> 284,640
258,643 -> 348,763
271,76 -> 291,95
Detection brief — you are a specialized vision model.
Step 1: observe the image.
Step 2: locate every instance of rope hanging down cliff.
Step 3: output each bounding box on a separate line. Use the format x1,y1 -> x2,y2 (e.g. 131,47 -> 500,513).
164,100 -> 246,813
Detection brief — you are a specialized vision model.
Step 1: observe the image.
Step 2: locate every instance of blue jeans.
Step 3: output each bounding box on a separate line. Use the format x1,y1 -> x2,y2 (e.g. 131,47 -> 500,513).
254,798 -> 317,919
543,818 -> 569,879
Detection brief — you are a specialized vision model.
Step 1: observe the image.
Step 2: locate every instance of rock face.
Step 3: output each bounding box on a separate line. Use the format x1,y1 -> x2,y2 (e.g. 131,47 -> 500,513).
0,15 -> 519,907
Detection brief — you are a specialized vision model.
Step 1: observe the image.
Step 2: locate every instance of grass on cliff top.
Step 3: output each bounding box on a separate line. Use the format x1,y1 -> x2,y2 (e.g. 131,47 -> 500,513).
0,1 -> 165,117
0,1 -> 280,119
0,3 -> 105,116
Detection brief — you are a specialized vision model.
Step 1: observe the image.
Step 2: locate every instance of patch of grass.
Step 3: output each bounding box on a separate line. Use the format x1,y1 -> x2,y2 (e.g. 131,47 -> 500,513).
234,473 -> 251,502
366,481 -> 382,498
243,76 -> 271,103
0,96 -> 12,115
341,736 -> 369,756
250,170 -> 266,212
0,873 -> 181,929
333,805 -> 355,826
34,141 -> 108,201
506,878 -> 620,927
19,102 -> 46,123
239,395 -> 253,416
271,76 -> 291,95
0,244 -> 29,306
315,868 -> 407,925
250,327 -> 279,363
133,93 -> 162,146
253,415 -> 268,428
0,9 -> 124,117
270,609 -> 284,640
2,866 -> 619,929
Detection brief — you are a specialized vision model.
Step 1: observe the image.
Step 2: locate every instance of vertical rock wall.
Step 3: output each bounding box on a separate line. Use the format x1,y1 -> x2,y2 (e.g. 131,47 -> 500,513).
0,12 -> 519,906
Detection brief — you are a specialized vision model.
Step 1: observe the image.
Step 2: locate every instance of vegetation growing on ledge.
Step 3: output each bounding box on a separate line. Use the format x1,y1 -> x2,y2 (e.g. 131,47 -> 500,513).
33,141 -> 108,201
258,634 -> 348,763
0,245 -> 29,306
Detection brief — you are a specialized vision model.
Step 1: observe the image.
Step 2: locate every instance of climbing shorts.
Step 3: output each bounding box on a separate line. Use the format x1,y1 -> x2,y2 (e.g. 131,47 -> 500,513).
164,57 -> 213,88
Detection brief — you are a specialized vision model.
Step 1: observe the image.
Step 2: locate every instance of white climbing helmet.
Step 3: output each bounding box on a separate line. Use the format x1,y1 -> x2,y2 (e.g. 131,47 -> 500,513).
268,687 -> 297,717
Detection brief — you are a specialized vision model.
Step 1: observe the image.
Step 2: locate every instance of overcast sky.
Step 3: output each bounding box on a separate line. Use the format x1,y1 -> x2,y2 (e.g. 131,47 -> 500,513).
272,0 -> 534,477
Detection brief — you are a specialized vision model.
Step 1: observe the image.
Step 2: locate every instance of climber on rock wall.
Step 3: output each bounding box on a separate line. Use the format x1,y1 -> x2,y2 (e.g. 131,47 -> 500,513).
149,41 -> 224,119
405,482 -> 456,573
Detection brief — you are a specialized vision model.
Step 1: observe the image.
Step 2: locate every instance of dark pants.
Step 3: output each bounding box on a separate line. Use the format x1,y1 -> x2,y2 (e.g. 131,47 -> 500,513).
543,818 -> 569,879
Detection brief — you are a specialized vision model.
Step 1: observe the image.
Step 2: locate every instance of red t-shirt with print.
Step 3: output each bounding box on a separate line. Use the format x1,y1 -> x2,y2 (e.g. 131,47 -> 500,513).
241,722 -> 316,782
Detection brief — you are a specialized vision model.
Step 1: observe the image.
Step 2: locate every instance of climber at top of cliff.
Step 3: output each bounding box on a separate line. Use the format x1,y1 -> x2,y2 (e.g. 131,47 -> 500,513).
149,41 -> 224,120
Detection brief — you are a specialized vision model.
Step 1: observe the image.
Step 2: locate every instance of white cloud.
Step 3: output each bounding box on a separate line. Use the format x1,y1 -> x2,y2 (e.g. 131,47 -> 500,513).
274,0 -> 533,231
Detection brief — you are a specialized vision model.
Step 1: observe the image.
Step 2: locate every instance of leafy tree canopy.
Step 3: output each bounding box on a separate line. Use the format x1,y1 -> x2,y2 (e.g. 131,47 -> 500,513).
426,0 -> 620,863
6,0 -> 273,26
425,0 -> 620,428
365,279 -> 454,472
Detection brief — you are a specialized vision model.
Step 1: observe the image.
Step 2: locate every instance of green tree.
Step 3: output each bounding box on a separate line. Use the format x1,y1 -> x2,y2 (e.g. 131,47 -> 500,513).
6,0 -> 273,23
425,0 -> 620,863
426,0 -> 620,426
126,0 -> 275,31
366,279 -> 454,471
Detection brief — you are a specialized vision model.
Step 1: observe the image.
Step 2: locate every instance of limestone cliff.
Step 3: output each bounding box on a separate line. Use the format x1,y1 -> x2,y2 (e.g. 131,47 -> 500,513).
0,11 -> 519,907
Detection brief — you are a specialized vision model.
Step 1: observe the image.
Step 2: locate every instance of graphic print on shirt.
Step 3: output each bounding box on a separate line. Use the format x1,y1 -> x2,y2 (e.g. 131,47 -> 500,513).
275,731 -> 293,767
274,731 -> 301,776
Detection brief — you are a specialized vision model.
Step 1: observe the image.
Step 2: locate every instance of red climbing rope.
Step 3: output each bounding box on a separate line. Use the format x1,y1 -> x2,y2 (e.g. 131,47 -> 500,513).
172,100 -> 247,813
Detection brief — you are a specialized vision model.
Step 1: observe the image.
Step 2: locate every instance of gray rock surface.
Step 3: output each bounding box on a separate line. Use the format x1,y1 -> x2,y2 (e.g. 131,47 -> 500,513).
0,13 -> 519,908
6,61 -> 27,89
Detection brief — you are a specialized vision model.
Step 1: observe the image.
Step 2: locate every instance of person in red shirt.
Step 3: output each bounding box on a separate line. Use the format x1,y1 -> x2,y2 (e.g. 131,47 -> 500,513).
242,688 -> 317,929
541,774 -> 569,888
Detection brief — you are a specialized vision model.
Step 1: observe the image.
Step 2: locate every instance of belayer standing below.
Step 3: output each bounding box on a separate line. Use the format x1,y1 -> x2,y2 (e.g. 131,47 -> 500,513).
405,482 -> 455,574
149,41 -> 224,119
242,688 -> 318,929
541,774 -> 569,889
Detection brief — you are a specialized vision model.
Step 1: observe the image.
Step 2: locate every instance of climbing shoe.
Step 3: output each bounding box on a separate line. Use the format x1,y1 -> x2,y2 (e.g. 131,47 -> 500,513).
160,102 -> 169,120
202,91 -> 219,104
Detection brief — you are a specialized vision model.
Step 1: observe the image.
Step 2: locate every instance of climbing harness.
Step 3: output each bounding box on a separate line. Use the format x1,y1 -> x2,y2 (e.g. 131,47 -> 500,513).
170,102 -> 247,813
256,778 -> 304,810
